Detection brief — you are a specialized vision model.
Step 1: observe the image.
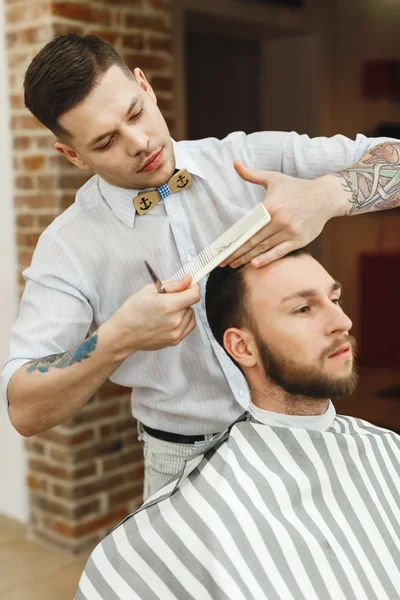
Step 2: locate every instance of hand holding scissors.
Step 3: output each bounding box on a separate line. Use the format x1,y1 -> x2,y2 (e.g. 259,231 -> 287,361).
144,261 -> 166,294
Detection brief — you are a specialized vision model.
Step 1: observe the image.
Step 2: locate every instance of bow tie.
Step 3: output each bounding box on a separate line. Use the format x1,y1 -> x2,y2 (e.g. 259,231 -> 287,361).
133,168 -> 193,215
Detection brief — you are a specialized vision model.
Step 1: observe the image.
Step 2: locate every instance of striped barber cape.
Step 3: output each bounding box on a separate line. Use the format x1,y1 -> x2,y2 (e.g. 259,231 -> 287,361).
75,411 -> 400,600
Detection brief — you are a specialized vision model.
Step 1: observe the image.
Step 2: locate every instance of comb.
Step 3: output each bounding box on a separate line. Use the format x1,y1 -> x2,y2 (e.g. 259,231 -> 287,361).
167,203 -> 271,286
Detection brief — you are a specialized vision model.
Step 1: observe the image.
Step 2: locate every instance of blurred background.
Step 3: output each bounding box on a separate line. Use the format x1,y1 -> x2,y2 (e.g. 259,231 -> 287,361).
1,0 -> 399,597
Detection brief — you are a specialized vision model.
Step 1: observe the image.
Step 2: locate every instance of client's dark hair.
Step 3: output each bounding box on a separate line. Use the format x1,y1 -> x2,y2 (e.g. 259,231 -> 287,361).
24,34 -> 132,139
205,247 -> 311,370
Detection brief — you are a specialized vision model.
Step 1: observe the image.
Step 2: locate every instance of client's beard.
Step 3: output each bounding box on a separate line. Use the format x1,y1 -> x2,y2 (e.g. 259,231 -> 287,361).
256,335 -> 358,399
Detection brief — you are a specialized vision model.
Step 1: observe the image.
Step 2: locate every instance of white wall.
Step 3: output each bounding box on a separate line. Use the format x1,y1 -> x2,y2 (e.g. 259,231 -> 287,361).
0,0 -> 28,522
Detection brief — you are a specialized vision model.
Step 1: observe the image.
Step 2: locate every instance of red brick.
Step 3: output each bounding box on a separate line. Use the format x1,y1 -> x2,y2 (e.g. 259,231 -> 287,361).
147,35 -> 171,52
37,428 -> 95,446
10,94 -> 24,109
51,2 -> 110,25
75,462 -> 97,479
6,32 -> 16,48
48,155 -> 68,169
54,473 -> 126,501
98,381 -> 131,400
16,214 -> 35,228
122,34 -> 144,50
60,193 -> 76,210
53,22 -> 85,37
12,115 -> 45,130
52,507 -> 127,538
37,135 -> 57,149
15,194 -> 59,209
59,173 -> 92,190
38,175 -> 59,190
69,438 -> 125,463
16,26 -> 52,45
125,14 -> 167,31
109,481 -> 143,505
29,459 -> 69,479
38,214 -> 56,228
125,53 -> 170,72
152,75 -> 173,91
18,249 -> 34,267
13,136 -> 31,150
15,175 -> 34,190
27,474 -> 47,492
17,232 -> 41,248
23,155 -> 45,171
6,2 -> 49,23
90,30 -> 118,44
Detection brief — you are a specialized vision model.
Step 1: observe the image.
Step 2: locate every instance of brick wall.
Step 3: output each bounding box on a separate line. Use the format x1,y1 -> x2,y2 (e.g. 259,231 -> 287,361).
5,0 -> 174,554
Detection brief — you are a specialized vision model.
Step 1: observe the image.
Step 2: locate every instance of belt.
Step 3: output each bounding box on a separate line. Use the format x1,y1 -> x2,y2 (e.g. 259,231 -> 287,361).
142,424 -> 215,445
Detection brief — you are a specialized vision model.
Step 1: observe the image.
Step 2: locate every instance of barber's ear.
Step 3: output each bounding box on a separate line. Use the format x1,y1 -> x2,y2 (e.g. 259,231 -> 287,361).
223,328 -> 257,369
54,142 -> 91,170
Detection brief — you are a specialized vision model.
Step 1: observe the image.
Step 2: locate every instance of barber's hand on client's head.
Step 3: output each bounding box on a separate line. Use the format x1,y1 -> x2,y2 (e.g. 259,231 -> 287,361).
220,161 -> 338,269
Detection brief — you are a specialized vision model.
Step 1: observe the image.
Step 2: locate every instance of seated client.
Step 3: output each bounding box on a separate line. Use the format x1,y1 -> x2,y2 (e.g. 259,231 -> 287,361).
75,248 -> 400,600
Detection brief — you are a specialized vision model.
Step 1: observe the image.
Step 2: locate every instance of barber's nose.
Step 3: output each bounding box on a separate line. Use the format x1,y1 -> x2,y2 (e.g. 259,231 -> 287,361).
329,304 -> 353,335
125,128 -> 149,156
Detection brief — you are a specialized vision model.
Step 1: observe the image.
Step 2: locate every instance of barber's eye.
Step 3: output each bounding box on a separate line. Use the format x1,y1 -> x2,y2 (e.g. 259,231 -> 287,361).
97,139 -> 113,151
332,298 -> 343,306
129,109 -> 143,121
296,306 -> 310,314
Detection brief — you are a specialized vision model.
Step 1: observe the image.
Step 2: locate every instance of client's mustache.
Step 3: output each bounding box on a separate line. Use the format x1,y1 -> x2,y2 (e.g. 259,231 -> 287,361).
320,336 -> 357,361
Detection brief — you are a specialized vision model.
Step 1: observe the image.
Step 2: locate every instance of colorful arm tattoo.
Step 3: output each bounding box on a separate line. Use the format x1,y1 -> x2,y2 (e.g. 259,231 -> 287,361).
334,143 -> 400,214
26,334 -> 98,374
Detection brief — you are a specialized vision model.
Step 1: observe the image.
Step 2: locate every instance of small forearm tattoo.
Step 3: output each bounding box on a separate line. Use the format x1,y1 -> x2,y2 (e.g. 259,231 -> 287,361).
26,334 -> 98,374
334,142 -> 400,214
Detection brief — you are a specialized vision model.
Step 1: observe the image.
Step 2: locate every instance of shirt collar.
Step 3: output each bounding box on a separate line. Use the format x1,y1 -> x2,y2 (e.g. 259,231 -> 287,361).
98,138 -> 204,229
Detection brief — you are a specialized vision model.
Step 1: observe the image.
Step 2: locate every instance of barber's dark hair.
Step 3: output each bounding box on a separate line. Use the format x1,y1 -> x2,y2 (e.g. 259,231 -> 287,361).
24,34 -> 132,139
205,247 -> 311,371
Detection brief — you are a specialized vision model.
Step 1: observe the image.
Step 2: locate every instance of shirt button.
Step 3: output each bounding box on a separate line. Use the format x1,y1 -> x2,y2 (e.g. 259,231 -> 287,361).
186,254 -> 192,262
239,390 -> 245,397
219,347 -> 225,355
170,205 -> 176,214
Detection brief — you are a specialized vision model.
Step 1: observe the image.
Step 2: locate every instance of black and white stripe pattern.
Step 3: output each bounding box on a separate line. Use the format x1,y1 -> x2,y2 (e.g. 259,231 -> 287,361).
75,416 -> 400,600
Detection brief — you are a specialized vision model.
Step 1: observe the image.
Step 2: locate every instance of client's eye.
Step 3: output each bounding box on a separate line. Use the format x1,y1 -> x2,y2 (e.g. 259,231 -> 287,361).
332,298 -> 343,306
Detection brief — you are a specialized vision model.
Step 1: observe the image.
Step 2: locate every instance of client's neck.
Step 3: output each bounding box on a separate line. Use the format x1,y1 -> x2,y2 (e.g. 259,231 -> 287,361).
251,382 -> 329,416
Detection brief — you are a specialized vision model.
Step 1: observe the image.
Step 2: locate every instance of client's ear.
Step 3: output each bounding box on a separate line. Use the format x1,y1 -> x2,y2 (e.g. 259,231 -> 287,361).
223,328 -> 257,369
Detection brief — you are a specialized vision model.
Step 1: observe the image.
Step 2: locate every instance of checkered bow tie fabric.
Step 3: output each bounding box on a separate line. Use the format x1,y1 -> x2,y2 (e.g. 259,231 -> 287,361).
133,169 -> 192,215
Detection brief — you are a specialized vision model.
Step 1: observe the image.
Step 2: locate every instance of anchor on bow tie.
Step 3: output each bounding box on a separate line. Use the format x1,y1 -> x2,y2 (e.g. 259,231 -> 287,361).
133,168 -> 192,215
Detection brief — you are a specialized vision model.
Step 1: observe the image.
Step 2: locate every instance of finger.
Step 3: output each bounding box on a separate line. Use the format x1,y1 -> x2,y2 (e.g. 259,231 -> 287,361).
219,221 -> 280,267
166,283 -> 201,311
174,307 -> 194,332
234,161 -> 278,189
178,310 -> 196,341
228,232 -> 286,268
250,241 -> 298,268
162,275 -> 192,293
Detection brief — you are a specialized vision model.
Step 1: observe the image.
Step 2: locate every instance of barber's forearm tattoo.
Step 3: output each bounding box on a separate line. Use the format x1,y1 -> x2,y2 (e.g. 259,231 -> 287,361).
334,142 -> 400,215
26,334 -> 98,374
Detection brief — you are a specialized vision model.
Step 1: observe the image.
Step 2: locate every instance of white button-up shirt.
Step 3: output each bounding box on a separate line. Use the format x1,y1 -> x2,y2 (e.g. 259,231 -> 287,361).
1,131 -> 388,433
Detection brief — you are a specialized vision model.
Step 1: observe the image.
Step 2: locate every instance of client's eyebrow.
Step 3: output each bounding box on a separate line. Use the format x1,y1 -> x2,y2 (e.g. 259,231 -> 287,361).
281,281 -> 341,304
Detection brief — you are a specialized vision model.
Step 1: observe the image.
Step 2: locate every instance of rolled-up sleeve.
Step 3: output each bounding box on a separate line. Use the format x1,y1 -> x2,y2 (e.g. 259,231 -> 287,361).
1,232 -> 93,405
243,131 -> 396,178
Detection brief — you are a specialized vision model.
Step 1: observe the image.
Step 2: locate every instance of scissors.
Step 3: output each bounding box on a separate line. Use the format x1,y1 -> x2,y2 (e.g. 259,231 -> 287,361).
144,260 -> 166,294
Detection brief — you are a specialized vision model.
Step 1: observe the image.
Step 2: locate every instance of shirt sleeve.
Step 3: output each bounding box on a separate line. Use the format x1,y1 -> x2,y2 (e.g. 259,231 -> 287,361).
241,131 -> 397,178
1,232 -> 93,405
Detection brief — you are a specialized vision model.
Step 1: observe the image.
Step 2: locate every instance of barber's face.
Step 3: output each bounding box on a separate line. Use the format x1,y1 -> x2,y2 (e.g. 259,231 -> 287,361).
54,65 -> 175,190
244,255 -> 357,398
